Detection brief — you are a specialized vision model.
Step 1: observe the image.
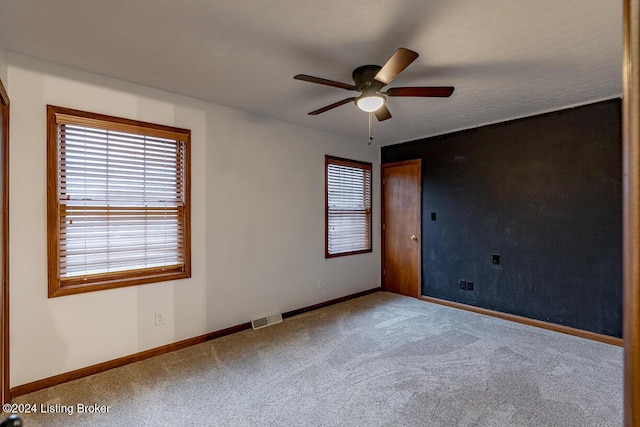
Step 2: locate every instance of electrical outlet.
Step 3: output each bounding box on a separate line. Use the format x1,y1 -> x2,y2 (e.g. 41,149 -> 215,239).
459,280 -> 467,290
467,281 -> 474,291
317,280 -> 325,289
492,254 -> 501,265
155,312 -> 165,326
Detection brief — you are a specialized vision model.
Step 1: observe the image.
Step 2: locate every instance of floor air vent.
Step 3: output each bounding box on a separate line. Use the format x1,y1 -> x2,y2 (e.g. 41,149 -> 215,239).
251,312 -> 283,330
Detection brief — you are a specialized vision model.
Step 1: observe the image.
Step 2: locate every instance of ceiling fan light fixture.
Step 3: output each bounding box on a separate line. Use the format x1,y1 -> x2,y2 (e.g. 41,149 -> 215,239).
356,94 -> 385,112
295,48 -> 454,121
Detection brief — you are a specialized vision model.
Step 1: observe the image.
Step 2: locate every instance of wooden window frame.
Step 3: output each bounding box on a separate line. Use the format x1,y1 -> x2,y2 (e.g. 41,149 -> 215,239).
325,155 -> 372,258
46,105 -> 191,297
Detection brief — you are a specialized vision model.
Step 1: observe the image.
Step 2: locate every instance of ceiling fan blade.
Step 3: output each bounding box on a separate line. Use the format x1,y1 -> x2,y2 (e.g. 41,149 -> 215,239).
374,105 -> 392,121
374,48 -> 419,85
386,86 -> 455,97
308,97 -> 357,115
294,74 -> 357,91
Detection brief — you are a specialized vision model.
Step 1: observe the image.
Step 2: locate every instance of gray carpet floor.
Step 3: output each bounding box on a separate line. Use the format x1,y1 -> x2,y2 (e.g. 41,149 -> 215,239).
10,291 -> 622,426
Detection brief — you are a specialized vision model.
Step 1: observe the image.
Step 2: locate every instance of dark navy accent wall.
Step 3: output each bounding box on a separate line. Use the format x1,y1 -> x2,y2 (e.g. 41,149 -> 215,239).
381,99 -> 622,337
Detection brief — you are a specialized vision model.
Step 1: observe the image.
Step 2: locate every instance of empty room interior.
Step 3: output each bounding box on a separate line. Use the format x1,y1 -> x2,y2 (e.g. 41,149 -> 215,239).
0,1 -> 635,426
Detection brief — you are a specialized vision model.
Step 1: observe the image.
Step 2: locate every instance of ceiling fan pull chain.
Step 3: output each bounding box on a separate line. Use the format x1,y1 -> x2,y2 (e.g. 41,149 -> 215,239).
368,112 -> 373,145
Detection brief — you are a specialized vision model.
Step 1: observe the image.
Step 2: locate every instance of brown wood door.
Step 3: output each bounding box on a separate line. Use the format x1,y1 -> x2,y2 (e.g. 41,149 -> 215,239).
381,159 -> 421,297
0,79 -> 9,404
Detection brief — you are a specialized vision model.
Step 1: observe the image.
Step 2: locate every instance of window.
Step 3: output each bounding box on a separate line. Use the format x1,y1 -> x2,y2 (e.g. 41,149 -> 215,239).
47,105 -> 191,297
325,155 -> 372,258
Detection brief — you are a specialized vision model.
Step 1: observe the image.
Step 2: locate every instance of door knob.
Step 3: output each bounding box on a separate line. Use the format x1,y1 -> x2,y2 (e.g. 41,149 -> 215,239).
410,235 -> 418,241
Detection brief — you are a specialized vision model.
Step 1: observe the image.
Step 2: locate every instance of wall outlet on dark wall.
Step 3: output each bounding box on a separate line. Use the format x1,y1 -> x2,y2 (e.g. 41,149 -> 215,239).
458,280 -> 475,291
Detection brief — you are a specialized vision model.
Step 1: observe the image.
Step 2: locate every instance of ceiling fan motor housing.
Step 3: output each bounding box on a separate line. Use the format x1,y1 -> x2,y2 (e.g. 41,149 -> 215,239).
352,65 -> 385,91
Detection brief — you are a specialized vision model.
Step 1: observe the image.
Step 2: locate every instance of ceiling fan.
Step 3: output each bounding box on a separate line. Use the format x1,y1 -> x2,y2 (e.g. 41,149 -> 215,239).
294,48 -> 454,121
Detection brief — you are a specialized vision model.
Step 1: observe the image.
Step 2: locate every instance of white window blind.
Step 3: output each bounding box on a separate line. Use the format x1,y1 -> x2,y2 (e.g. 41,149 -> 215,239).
47,106 -> 191,296
326,156 -> 372,257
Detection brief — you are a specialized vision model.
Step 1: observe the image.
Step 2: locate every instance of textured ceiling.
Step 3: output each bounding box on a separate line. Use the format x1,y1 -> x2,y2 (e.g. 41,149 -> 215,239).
0,0 -> 622,146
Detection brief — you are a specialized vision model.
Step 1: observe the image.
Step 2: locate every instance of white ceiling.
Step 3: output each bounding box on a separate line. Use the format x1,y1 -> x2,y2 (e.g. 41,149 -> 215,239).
0,0 -> 622,146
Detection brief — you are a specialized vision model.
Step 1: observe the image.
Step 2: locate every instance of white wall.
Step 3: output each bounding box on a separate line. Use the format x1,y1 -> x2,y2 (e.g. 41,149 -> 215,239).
8,54 -> 380,387
0,37 -> 7,86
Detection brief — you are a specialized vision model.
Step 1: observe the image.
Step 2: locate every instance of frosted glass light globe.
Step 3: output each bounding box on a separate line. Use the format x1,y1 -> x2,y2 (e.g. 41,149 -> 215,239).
356,95 -> 385,112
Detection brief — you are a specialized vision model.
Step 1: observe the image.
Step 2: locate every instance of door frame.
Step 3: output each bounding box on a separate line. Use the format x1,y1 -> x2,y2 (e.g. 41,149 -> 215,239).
381,159 -> 422,298
624,1 -> 640,424
0,77 -> 9,404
